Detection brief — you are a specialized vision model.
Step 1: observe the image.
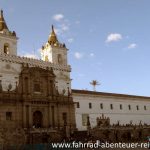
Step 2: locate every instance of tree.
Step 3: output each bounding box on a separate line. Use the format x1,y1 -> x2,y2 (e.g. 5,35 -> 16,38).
90,80 -> 100,91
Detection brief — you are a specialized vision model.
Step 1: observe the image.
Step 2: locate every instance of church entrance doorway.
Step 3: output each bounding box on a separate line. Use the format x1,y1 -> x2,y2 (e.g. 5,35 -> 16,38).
33,111 -> 43,128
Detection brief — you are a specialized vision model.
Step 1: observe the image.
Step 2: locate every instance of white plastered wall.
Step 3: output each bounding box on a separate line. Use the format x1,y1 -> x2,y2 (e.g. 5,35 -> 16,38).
73,93 -> 150,131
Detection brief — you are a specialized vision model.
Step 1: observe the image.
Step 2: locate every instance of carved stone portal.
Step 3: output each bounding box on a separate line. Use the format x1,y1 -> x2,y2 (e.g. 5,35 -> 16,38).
33,111 -> 43,128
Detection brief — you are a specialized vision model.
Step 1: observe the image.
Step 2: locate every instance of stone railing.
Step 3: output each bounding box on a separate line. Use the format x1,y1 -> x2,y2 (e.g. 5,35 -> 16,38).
0,54 -> 71,72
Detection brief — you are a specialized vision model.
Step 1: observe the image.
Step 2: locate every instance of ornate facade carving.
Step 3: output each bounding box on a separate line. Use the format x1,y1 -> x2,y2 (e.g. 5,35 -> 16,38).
0,66 -> 76,134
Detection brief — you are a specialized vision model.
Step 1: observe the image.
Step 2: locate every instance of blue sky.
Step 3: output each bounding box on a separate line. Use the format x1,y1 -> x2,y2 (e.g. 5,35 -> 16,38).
1,0 -> 150,96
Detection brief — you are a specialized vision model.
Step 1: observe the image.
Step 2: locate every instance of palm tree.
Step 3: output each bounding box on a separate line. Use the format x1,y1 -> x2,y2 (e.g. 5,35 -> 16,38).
90,80 -> 100,91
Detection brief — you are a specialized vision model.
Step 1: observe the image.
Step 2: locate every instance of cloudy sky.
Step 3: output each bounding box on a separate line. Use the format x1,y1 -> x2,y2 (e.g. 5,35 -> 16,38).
1,0 -> 150,96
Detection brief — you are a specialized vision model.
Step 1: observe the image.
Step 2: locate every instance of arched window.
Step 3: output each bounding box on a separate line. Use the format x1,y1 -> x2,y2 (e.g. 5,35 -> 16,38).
4,43 -> 9,54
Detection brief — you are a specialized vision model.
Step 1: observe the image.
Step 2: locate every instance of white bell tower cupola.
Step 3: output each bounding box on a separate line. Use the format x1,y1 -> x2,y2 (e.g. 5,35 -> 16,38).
40,25 -> 68,65
0,10 -> 18,55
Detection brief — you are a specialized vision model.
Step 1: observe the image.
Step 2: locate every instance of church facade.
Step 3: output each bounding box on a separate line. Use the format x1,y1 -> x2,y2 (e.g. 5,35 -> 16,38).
0,10 -> 150,134
0,10 -> 75,132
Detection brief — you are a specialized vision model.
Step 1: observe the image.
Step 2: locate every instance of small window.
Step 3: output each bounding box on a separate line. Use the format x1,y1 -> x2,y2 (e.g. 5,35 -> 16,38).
6,112 -> 12,120
77,102 -> 80,108
136,105 -> 139,110
128,105 -> 131,110
110,104 -> 113,110
100,103 -> 103,109
144,106 -> 147,110
89,103 -> 92,109
120,104 -> 122,110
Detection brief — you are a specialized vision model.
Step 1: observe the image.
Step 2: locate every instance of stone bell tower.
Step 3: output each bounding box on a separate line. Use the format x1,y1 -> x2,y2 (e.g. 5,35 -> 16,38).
40,25 -> 71,96
41,25 -> 68,65
0,10 -> 18,55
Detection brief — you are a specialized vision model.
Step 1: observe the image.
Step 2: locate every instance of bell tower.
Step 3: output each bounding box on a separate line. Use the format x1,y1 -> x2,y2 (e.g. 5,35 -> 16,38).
0,10 -> 18,55
40,25 -> 71,96
41,25 -> 68,65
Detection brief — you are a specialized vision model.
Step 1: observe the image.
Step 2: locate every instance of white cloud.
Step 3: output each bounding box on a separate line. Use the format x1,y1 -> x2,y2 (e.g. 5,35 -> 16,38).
128,43 -> 137,49
52,14 -> 72,41
52,17 -> 70,36
61,24 -> 69,31
24,54 -> 38,59
106,33 -> 122,43
68,38 -> 74,43
54,24 -> 69,35
74,52 -> 83,59
53,14 -> 64,21
90,53 -> 94,57
54,28 -> 61,35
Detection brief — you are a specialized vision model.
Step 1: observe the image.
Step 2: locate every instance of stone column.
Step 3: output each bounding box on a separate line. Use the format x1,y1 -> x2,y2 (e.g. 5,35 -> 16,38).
28,106 -> 32,128
51,106 -> 55,128
26,105 -> 29,128
57,103 -> 60,129
47,106 -> 50,127
47,77 -> 50,96
22,104 -> 26,128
